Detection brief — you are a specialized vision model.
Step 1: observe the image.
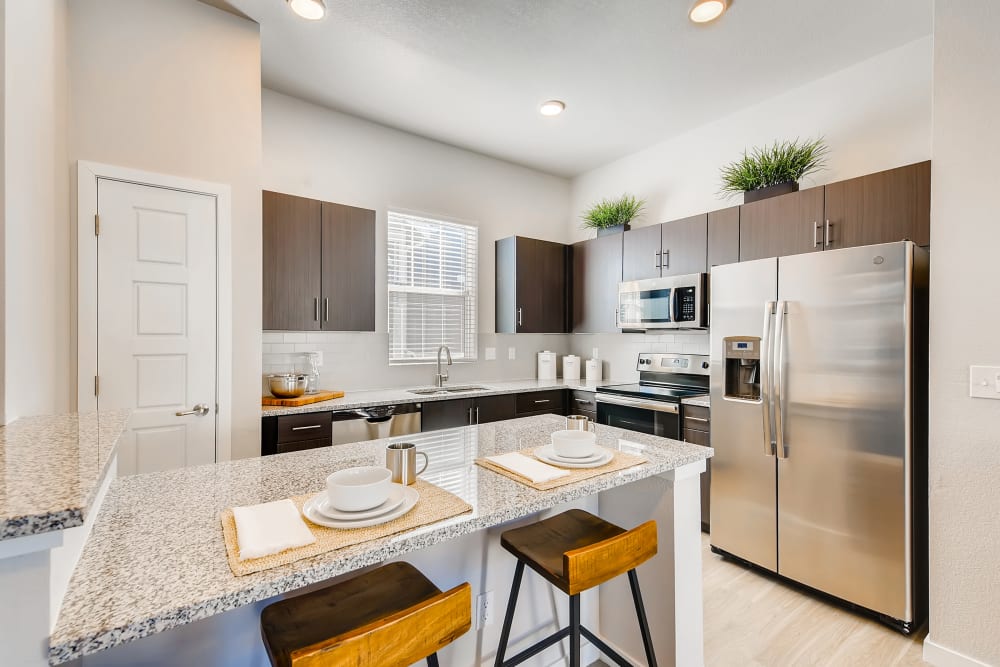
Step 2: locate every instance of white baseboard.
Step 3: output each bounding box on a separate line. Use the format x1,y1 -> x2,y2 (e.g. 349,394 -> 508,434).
924,636 -> 994,667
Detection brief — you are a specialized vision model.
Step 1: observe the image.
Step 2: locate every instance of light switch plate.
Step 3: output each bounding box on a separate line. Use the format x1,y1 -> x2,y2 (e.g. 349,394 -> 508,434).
592,347 -> 599,359
508,347 -> 516,360
485,347 -> 496,360
969,365 -> 1000,399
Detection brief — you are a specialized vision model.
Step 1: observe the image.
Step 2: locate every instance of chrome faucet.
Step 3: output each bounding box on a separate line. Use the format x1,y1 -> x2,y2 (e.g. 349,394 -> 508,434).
435,345 -> 453,387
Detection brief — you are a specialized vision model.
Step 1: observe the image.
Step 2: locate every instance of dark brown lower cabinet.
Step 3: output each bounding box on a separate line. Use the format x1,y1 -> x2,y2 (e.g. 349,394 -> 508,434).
261,411 -> 332,456
421,398 -> 476,432
568,389 -> 597,421
475,394 -> 517,424
515,390 -> 566,417
681,404 -> 711,533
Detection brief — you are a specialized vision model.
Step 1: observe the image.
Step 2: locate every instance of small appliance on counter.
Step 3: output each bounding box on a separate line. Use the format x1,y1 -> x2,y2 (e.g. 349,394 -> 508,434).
563,355 -> 581,381
537,351 -> 557,380
585,358 -> 603,386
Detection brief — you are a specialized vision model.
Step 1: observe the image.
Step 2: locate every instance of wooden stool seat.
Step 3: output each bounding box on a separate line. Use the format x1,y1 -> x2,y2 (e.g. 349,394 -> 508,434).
496,510 -> 658,667
261,561 -> 471,667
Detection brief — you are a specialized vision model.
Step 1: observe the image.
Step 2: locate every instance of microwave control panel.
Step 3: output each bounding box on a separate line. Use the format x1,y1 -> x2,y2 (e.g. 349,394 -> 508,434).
675,286 -> 697,322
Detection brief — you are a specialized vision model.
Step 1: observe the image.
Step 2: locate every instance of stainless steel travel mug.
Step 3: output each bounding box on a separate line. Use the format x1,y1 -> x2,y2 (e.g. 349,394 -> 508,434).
385,442 -> 429,485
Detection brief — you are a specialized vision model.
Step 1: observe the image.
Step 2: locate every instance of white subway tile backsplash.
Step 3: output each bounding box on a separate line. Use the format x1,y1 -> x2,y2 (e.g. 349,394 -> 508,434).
283,333 -> 308,343
270,343 -> 295,353
262,332 -> 284,344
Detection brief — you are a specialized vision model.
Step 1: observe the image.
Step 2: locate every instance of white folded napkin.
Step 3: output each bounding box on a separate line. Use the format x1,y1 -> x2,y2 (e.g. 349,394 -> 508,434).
232,499 -> 316,561
485,452 -> 571,484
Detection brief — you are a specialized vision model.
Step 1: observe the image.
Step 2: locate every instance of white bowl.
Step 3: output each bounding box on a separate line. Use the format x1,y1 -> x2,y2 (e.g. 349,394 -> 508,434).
326,466 -> 393,512
551,429 -> 598,459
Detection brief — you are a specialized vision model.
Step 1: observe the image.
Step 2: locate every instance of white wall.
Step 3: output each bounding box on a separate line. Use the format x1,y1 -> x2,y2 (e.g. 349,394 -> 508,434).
925,2 -> 1000,665
566,36 -> 933,380
262,90 -> 572,391
569,35 -> 933,242
65,0 -> 263,459
2,0 -> 70,423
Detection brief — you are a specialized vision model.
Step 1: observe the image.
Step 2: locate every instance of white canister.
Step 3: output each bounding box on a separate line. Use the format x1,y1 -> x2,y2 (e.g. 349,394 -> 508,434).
563,355 -> 581,381
586,358 -> 603,386
537,351 -> 558,380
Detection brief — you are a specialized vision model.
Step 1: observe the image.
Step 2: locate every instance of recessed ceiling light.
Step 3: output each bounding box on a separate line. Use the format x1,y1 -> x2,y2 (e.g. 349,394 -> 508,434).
689,0 -> 728,24
288,0 -> 326,21
539,100 -> 566,117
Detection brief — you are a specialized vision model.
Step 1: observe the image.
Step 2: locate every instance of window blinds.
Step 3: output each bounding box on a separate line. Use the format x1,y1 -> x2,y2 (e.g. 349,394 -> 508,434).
388,211 -> 478,365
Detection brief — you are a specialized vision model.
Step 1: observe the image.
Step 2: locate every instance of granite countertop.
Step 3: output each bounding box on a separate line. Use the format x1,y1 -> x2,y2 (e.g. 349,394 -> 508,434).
681,395 -> 711,408
49,414 -> 712,664
0,410 -> 129,541
261,378 -> 617,417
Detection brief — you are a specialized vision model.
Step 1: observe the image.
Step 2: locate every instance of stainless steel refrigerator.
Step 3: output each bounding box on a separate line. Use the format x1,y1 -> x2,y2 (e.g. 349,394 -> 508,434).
709,240 -> 928,633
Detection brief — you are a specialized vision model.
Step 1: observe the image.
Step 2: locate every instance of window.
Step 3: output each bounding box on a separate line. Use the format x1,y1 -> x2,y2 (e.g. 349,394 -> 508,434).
388,211 -> 478,364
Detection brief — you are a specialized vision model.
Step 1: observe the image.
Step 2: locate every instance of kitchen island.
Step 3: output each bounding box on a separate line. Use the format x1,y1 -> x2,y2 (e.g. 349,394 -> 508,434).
50,414 -> 711,667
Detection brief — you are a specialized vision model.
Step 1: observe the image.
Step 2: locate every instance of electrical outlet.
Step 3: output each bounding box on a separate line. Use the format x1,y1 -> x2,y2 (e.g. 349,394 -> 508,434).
485,347 -> 496,360
476,590 -> 494,630
969,365 -> 1000,399
508,347 -> 516,360
592,347 -> 599,359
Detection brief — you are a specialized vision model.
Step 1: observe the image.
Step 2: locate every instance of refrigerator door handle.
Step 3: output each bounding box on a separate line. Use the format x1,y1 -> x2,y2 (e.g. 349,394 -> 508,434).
761,301 -> 776,456
774,300 -> 789,459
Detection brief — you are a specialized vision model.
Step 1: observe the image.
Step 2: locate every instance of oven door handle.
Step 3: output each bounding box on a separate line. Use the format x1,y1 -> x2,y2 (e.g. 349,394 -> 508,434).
596,394 -> 679,414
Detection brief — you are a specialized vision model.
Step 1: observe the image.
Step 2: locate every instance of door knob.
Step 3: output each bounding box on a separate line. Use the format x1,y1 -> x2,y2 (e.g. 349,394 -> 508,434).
176,403 -> 211,417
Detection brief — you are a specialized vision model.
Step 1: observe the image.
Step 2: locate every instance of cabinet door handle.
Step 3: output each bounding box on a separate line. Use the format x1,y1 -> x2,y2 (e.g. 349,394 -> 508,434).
468,407 -> 474,424
655,251 -> 661,269
575,398 -> 592,404
313,297 -> 319,321
475,406 -> 480,424
824,219 -> 833,247
685,416 -> 710,423
323,297 -> 329,322
534,399 -> 551,404
813,221 -> 821,248
291,424 -> 322,431
663,249 -> 670,269
517,307 -> 522,327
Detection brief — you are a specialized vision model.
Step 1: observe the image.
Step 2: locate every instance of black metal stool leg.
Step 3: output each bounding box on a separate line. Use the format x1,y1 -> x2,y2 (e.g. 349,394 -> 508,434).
569,593 -> 581,667
495,560 -> 525,667
426,652 -> 440,667
628,569 -> 657,667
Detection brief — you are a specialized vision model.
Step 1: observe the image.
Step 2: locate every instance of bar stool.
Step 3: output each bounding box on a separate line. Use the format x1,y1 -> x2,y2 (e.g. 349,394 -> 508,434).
495,509 -> 658,667
260,561 -> 471,667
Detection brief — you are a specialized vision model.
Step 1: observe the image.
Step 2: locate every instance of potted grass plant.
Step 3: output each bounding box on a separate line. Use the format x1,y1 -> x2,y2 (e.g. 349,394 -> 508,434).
581,193 -> 646,237
720,137 -> 829,203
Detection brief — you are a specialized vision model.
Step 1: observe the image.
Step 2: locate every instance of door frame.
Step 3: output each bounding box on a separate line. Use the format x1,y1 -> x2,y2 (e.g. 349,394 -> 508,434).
76,160 -> 233,463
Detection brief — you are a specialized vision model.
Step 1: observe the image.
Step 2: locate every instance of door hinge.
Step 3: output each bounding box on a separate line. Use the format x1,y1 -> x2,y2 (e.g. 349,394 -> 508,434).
94,375 -> 100,396
94,214 -> 100,236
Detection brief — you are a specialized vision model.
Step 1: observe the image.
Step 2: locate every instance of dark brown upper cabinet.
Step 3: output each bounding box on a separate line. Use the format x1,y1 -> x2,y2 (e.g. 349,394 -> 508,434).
823,161 -> 930,250
495,236 -> 569,333
738,187 -> 825,262
621,224 -> 662,282
660,214 -> 708,277
321,202 -> 376,331
707,206 -> 740,268
263,191 -> 376,332
622,215 -> 708,281
263,191 -> 323,331
572,233 -> 623,333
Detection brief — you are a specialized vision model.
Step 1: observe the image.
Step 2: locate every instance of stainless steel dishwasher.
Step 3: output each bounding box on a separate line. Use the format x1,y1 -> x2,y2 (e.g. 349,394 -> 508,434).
331,403 -> 422,445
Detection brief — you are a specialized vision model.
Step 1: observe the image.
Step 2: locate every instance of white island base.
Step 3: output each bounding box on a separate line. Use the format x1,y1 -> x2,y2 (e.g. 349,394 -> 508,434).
65,462 -> 704,667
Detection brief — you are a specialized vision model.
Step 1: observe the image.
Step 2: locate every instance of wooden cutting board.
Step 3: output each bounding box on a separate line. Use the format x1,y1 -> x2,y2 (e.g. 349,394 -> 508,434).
261,390 -> 345,407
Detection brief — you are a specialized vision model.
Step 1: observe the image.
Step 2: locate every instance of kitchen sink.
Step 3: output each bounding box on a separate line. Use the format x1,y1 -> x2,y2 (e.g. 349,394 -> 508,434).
407,385 -> 490,395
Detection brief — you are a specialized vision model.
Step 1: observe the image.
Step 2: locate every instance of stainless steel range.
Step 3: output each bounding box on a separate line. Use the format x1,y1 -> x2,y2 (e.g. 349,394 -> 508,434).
595,353 -> 710,439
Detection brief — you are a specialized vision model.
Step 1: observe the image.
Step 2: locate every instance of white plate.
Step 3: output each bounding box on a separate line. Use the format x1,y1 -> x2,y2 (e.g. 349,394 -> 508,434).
534,445 -> 614,469
302,486 -> 419,529
315,485 -> 406,520
545,446 -> 604,463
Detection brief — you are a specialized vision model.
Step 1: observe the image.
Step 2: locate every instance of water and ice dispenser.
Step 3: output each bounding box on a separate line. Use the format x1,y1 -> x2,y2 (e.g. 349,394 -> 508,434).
723,336 -> 761,401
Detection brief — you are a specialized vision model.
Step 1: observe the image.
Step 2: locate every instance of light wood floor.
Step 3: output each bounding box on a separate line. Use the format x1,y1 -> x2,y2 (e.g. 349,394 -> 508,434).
701,534 -> 928,666
594,535 -> 927,667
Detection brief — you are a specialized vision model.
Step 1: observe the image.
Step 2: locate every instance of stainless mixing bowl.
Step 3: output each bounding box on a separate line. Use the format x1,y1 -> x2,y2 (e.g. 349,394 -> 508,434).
268,373 -> 309,398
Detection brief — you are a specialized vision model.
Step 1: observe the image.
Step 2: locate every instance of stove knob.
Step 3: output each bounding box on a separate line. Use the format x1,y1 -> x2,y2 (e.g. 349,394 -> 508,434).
702,361 -> 710,369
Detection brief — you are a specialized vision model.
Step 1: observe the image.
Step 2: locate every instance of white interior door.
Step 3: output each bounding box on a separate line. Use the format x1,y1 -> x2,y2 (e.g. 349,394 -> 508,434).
98,178 -> 218,475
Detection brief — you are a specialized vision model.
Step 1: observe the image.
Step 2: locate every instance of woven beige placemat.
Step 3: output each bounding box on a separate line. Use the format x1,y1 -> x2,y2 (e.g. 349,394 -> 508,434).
475,447 -> 647,491
221,479 -> 472,577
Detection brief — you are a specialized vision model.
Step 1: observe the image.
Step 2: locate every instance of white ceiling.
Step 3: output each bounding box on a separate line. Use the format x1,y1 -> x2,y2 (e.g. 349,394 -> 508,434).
227,0 -> 933,177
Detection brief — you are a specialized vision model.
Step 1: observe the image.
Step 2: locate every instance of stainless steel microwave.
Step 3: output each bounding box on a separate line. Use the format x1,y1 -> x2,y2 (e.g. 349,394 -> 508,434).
617,273 -> 708,330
